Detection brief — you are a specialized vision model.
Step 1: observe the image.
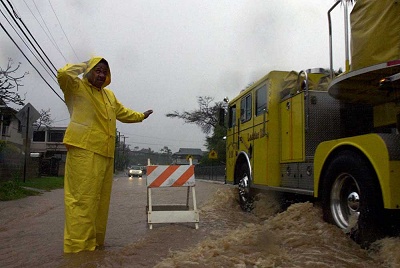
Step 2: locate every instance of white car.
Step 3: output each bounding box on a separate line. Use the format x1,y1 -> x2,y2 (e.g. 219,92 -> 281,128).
128,166 -> 143,177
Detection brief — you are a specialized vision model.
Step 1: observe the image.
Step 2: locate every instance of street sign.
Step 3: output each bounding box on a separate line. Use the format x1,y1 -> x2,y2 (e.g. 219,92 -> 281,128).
208,150 -> 218,160
15,103 -> 40,123
15,103 -> 40,139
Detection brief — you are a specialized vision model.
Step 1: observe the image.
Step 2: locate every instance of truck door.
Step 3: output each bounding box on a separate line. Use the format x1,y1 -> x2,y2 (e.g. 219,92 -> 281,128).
252,83 -> 269,185
239,93 -> 254,160
280,92 -> 305,162
226,104 -> 237,183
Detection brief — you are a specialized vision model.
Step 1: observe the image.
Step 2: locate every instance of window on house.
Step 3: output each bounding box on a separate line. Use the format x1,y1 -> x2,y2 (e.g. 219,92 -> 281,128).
33,131 -> 46,142
1,115 -> 11,136
240,94 -> 252,123
48,131 -> 64,142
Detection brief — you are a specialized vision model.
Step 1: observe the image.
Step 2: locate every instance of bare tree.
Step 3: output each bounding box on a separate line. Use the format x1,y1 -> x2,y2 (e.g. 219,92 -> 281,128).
0,58 -> 27,106
35,108 -> 53,130
166,96 -> 224,134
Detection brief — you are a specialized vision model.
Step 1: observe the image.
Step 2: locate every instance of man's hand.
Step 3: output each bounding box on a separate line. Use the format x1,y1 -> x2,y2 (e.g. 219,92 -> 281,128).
143,110 -> 153,119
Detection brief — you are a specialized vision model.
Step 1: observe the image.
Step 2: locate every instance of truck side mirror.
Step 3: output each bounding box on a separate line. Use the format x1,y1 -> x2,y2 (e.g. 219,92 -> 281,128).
218,108 -> 225,126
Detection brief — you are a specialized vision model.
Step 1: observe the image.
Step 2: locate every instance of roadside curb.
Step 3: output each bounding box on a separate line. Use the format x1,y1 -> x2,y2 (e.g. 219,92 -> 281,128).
21,186 -> 46,193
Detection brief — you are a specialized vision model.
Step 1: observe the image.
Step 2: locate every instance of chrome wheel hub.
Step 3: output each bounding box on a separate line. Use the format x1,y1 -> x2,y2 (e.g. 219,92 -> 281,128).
331,173 -> 361,230
347,192 -> 360,211
238,174 -> 249,202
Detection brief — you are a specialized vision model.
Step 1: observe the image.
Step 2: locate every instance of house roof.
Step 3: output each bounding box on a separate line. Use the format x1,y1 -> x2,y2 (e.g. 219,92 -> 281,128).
0,102 -> 18,115
33,125 -> 67,131
173,148 -> 205,157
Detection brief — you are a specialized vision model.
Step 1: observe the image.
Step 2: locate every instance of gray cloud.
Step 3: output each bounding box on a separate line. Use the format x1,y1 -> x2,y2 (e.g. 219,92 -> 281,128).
0,0 -> 346,152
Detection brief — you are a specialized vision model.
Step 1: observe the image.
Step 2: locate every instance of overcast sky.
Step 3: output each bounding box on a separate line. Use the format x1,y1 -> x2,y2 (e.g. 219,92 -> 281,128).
0,0 -> 348,153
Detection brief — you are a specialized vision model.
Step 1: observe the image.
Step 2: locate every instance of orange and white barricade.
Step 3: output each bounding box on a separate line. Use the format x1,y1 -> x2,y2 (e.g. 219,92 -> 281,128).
146,159 -> 199,229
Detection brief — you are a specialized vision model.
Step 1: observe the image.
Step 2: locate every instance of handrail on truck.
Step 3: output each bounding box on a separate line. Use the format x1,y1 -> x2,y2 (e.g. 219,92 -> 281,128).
328,0 -> 350,79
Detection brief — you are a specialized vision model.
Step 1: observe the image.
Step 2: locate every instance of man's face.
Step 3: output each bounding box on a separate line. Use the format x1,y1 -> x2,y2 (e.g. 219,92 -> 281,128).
87,62 -> 108,89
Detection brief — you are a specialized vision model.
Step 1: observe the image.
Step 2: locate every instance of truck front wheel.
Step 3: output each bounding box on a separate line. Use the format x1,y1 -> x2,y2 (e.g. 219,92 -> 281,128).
321,150 -> 384,247
237,163 -> 254,212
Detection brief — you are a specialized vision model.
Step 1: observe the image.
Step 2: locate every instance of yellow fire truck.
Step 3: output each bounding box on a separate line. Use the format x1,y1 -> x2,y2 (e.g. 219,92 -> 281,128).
222,0 -> 400,245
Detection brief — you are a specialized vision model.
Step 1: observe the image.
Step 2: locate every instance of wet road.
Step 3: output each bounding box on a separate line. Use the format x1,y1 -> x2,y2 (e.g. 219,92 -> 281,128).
1,174 -> 400,267
0,174 -> 227,267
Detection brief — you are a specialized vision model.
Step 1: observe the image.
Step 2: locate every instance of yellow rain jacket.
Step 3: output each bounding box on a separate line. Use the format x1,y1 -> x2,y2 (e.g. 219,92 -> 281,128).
57,57 -> 144,253
58,56 -> 144,157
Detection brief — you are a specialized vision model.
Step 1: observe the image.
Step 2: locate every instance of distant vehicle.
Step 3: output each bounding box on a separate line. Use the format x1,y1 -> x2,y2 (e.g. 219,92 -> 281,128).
128,166 -> 143,178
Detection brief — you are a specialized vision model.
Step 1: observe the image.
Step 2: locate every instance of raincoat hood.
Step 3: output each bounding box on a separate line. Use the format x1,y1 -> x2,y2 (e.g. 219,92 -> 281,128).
84,57 -> 111,88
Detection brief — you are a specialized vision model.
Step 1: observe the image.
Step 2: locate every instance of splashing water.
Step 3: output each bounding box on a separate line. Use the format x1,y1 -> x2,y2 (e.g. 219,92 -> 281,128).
154,188 -> 400,268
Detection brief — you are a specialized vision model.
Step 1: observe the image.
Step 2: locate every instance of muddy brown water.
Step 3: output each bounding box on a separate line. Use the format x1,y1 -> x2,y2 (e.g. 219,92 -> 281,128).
0,174 -> 399,267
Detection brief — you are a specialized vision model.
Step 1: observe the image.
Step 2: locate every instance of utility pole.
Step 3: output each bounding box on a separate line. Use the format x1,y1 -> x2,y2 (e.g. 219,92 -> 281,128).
122,136 -> 128,169
118,132 -> 122,171
114,130 -> 119,174
16,103 -> 40,182
118,134 -> 125,171
0,104 -> 7,140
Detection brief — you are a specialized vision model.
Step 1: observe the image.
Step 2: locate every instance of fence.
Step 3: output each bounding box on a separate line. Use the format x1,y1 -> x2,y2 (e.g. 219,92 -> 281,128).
194,165 -> 225,182
0,155 -> 39,182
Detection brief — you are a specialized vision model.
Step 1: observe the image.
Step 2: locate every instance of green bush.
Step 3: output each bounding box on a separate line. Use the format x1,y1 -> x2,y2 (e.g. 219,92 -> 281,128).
0,180 -> 39,201
0,140 -> 6,152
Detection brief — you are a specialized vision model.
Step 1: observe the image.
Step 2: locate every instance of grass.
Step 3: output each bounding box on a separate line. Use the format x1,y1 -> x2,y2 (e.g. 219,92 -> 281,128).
0,177 -> 64,201
22,176 -> 64,191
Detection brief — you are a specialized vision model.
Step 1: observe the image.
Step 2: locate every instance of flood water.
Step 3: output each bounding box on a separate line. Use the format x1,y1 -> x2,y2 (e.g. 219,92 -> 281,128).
0,177 -> 399,267
155,189 -> 400,268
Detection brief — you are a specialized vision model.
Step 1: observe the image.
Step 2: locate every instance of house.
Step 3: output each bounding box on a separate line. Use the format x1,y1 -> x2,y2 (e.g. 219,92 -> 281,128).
0,102 -> 29,180
172,148 -> 206,165
0,101 -> 23,146
31,126 -> 67,176
31,126 -> 67,159
0,100 -> 68,179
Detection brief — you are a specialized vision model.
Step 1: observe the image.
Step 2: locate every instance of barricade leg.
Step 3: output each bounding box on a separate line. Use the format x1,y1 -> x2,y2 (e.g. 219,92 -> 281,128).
186,187 -> 190,207
192,186 -> 199,230
147,188 -> 153,230
146,186 -> 199,229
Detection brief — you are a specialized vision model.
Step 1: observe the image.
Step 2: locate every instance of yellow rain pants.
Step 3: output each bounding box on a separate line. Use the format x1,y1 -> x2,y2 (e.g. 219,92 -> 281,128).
64,146 -> 114,253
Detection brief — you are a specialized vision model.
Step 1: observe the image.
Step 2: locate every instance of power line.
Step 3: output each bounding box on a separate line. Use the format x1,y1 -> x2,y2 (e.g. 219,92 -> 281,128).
30,0 -> 66,62
8,0 -> 58,72
0,8 -> 57,83
120,129 -> 204,144
48,0 -> 79,62
22,0 -> 67,62
1,0 -> 57,77
0,20 -> 65,103
53,117 -> 70,123
0,0 -> 68,104
120,131 -> 205,151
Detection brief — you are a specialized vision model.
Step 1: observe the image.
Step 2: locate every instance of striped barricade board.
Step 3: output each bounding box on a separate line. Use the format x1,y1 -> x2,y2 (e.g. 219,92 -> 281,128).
146,164 -> 199,229
146,165 -> 195,187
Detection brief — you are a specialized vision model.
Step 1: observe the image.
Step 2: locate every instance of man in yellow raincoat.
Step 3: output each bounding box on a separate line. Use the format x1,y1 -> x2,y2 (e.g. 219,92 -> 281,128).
57,57 -> 153,253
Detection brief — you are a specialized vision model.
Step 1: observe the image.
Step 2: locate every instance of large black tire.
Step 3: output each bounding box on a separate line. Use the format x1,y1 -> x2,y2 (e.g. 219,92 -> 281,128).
320,150 -> 385,248
237,163 -> 254,212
